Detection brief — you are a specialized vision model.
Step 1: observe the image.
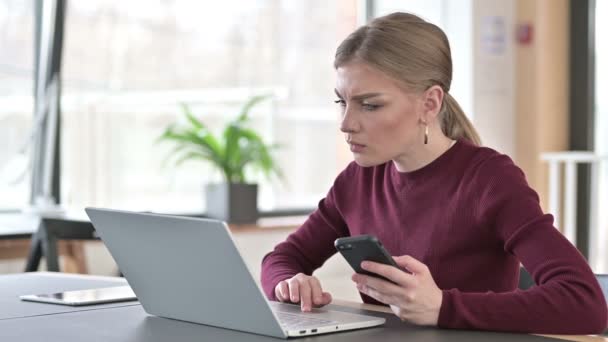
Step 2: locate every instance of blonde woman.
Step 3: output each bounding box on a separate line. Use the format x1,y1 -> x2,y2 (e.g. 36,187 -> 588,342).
261,12 -> 607,334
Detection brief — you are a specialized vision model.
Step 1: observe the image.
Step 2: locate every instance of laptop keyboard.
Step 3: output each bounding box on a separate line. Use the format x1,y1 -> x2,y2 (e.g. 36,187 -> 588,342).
275,311 -> 337,329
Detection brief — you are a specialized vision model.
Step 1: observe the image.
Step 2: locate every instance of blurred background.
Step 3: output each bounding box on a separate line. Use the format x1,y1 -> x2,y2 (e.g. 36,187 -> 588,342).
0,0 -> 606,302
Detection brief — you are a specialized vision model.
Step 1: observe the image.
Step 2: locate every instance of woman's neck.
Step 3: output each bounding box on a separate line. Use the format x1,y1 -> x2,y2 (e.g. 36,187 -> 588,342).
392,134 -> 455,173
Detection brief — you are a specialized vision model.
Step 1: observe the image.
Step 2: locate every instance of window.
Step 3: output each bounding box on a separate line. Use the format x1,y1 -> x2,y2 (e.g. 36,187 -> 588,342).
0,0 -> 34,210
60,0 -> 358,213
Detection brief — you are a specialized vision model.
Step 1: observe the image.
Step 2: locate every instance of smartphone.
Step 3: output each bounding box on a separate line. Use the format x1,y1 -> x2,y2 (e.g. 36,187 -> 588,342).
334,235 -> 399,282
19,286 -> 137,306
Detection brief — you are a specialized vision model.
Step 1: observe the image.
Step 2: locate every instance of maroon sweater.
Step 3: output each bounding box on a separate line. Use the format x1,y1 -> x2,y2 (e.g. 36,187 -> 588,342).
261,140 -> 607,334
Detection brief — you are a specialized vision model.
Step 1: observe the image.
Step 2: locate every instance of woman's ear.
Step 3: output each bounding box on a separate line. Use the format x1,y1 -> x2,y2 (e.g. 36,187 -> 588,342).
422,85 -> 445,119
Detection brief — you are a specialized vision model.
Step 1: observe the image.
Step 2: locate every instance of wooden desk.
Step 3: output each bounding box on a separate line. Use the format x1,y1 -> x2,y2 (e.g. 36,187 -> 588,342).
0,211 -> 304,274
332,299 -> 608,342
0,212 -> 91,273
0,239 -> 87,273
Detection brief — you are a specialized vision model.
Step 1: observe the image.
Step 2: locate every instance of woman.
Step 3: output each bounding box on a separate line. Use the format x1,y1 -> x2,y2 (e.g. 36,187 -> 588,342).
261,12 -> 607,334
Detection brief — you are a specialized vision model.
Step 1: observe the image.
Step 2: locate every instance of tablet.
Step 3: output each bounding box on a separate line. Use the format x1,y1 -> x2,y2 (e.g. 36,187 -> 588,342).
19,286 -> 137,306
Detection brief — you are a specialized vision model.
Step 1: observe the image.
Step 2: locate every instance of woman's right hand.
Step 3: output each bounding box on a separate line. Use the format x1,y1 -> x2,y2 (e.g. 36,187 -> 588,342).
274,273 -> 333,312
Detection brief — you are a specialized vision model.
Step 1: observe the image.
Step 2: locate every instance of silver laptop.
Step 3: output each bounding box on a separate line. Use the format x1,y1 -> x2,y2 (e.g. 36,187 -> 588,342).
85,208 -> 385,338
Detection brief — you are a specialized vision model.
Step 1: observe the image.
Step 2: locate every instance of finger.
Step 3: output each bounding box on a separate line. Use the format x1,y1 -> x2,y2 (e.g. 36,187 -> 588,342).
278,281 -> 289,301
320,292 -> 333,305
356,283 -> 393,305
299,279 -> 313,312
393,255 -> 428,275
352,273 -> 404,296
360,261 -> 415,286
288,279 -> 300,303
275,282 -> 285,301
309,277 -> 324,306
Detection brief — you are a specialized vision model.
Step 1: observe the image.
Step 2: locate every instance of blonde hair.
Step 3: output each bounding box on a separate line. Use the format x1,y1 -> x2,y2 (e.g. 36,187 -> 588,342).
334,12 -> 481,145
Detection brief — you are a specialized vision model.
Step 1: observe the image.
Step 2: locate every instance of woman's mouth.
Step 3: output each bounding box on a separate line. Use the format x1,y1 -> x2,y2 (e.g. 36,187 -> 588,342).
349,143 -> 366,153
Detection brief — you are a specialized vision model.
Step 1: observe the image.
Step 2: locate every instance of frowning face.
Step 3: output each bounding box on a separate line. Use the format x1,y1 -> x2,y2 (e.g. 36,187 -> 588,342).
335,61 -> 426,167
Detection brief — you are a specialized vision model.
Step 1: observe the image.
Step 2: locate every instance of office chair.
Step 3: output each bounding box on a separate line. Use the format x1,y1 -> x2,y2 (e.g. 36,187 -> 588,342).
518,267 -> 535,290
597,274 -> 608,303
519,268 -> 608,292
594,274 -> 608,335
520,268 -> 608,334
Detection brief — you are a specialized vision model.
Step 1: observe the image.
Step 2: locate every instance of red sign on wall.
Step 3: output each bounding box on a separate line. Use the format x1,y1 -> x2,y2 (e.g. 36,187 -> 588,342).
516,23 -> 534,45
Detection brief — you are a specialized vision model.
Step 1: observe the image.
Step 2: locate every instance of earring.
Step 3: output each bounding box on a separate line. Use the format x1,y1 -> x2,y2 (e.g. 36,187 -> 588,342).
424,124 -> 429,145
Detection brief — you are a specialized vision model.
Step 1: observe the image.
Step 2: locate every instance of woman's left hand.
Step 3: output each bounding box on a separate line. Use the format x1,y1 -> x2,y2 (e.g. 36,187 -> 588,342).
352,255 -> 443,326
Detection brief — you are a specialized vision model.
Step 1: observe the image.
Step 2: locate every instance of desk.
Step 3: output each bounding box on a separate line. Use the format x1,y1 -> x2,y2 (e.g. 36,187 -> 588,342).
0,272 -> 134,320
0,211 -> 305,274
0,273 -> 605,341
330,300 -> 608,342
0,212 -> 91,273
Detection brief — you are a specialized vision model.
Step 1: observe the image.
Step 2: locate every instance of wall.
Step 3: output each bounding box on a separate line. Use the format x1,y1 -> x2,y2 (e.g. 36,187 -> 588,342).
514,0 -> 569,212
334,0 -> 570,210
472,0 -> 569,211
472,0 -> 516,157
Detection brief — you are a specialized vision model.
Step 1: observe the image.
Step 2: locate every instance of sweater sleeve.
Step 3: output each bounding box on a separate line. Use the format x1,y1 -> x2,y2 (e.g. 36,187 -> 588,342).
260,169 -> 351,301
438,155 -> 608,334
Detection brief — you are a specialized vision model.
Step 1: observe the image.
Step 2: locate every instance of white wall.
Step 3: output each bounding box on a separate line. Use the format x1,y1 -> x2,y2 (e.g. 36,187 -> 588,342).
374,0 -> 517,155
472,0 -> 516,156
374,0 -> 474,120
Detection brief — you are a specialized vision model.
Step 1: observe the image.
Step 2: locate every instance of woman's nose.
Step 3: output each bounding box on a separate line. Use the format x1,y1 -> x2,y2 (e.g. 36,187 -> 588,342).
340,108 -> 359,133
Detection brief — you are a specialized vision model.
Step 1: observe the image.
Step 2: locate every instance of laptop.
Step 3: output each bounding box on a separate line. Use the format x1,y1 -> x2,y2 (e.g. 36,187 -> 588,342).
85,208 -> 385,338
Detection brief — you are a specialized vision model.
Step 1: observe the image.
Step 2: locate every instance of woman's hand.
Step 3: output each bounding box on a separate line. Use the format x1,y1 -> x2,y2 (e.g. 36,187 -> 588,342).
274,273 -> 333,312
352,255 -> 443,326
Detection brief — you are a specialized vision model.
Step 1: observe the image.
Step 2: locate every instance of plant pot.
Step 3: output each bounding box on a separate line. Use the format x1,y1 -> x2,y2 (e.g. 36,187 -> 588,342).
205,183 -> 258,224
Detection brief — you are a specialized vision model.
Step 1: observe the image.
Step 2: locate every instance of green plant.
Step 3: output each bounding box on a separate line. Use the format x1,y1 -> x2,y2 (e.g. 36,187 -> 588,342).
159,95 -> 283,184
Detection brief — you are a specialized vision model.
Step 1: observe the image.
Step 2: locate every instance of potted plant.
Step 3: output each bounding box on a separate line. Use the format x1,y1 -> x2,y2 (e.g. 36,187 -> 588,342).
158,94 -> 283,224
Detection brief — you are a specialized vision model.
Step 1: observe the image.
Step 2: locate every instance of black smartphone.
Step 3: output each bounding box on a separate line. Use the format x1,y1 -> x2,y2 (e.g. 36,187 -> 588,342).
334,235 -> 399,282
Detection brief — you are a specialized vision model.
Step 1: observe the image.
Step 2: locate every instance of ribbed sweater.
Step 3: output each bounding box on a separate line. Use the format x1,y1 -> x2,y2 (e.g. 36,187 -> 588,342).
261,139 -> 607,334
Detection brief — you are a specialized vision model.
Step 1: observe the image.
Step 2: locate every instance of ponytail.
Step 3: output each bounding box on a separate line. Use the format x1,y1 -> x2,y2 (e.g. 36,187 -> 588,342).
441,93 -> 481,146
334,12 -> 481,146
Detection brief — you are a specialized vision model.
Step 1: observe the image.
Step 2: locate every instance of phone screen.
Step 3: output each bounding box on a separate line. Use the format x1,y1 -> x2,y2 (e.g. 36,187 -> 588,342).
20,286 -> 137,306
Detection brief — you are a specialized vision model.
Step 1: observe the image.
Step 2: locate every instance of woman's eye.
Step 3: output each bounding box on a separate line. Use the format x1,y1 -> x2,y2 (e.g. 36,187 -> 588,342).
362,103 -> 381,111
334,99 -> 346,106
